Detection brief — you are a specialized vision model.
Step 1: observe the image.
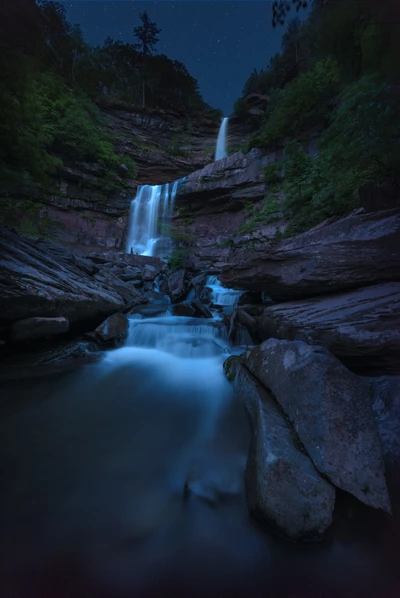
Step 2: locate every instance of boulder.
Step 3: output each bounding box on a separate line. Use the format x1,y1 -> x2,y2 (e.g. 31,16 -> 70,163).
224,357 -> 335,540
220,209 -> 400,299
191,299 -> 213,318
258,283 -> 400,375
144,290 -> 170,305
367,376 -> 400,463
167,269 -> 186,302
243,339 -> 391,513
93,270 -> 146,310
172,303 -> 196,317
128,304 -> 171,317
94,313 -> 129,345
11,316 -> 70,342
142,264 -> 159,282
0,226 -> 125,325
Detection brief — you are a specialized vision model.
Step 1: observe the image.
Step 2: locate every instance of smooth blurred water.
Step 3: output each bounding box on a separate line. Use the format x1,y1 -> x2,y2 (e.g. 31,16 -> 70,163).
0,309 -> 399,598
125,181 -> 179,257
215,117 -> 229,161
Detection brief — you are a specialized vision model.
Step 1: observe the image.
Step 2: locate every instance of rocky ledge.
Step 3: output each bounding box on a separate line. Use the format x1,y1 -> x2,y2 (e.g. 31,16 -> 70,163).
220,208 -> 400,298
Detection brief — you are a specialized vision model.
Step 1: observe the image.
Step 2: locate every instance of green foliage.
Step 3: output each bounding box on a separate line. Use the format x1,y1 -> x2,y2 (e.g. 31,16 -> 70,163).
261,162 -> 283,185
240,198 -> 281,234
251,58 -> 340,148
281,76 -> 400,236
168,248 -> 188,272
167,136 -> 187,157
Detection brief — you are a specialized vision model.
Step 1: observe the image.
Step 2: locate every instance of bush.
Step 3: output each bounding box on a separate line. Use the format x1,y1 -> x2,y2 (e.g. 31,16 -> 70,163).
250,58 -> 341,148
168,248 -> 188,271
281,76 -> 400,236
240,197 -> 281,234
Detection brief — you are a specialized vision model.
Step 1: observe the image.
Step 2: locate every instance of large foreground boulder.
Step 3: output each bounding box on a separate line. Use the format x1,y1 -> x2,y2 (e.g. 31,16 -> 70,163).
368,376 -> 400,464
243,339 -> 391,513
220,209 -> 400,299
0,227 -> 132,325
258,282 -> 400,375
224,357 -> 335,540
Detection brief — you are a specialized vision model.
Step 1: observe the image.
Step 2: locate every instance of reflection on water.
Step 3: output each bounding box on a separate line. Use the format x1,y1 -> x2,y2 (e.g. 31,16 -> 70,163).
0,311 -> 399,597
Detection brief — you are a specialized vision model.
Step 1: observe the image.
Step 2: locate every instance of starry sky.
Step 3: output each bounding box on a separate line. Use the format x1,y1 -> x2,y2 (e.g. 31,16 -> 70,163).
62,1 -> 300,115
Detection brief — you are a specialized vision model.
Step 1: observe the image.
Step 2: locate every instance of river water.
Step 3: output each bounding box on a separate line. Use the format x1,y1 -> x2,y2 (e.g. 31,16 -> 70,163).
0,284 -> 399,598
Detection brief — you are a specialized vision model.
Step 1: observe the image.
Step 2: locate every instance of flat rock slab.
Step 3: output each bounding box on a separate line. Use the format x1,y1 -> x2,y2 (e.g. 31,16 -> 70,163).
220,209 -> 400,299
243,339 -> 391,513
224,357 -> 335,540
259,282 -> 400,374
11,317 -> 70,342
0,226 -> 125,325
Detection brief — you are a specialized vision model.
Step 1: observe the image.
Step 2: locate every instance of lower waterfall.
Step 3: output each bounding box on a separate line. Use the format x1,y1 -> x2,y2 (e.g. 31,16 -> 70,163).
125,180 -> 180,258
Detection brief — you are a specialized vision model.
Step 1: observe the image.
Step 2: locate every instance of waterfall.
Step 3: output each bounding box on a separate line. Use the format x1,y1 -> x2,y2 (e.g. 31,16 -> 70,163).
215,117 -> 229,161
125,180 -> 179,258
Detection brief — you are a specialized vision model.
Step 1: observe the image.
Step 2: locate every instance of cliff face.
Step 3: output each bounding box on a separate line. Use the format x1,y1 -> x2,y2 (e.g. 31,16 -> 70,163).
0,101 -> 229,252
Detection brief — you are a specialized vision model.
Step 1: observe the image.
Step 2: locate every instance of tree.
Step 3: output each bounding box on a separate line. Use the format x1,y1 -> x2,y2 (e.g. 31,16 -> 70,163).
133,11 -> 161,108
282,17 -> 302,63
272,0 -> 310,27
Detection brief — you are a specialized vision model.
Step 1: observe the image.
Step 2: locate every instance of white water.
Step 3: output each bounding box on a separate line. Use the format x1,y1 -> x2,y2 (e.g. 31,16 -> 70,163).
206,275 -> 242,307
215,117 -> 229,161
126,180 -> 179,258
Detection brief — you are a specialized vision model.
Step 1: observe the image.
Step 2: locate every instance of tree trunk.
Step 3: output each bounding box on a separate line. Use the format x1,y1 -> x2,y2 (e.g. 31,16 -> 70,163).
142,79 -> 145,109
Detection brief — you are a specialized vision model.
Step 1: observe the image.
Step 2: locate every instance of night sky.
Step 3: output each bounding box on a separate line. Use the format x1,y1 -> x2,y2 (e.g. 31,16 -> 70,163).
62,1 -> 304,115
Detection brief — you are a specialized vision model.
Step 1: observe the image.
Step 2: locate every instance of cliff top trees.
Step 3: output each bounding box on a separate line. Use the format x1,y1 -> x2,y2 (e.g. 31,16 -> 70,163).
134,11 -> 161,108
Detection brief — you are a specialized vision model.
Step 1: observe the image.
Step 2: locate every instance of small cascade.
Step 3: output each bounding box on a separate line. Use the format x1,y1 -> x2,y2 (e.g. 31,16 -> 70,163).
126,315 -> 230,359
206,275 -> 242,307
215,117 -> 229,161
125,180 -> 179,258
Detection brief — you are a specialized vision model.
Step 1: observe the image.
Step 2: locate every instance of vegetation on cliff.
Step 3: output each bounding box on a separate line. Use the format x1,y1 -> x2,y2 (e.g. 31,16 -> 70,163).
235,0 -> 400,235
0,1 -> 218,198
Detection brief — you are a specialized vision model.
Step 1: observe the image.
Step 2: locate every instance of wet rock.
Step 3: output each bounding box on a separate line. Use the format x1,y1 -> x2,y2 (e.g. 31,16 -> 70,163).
220,209 -> 400,299
172,303 -> 196,317
11,317 -> 70,342
94,313 -> 129,346
142,264 -> 159,282
367,376 -> 400,463
191,299 -> 213,318
243,339 -> 391,513
93,270 -> 146,310
238,291 -> 262,306
190,273 -> 206,288
258,283 -> 400,375
167,269 -> 186,302
224,357 -> 335,540
0,226 -> 125,325
144,290 -> 170,304
199,286 -> 213,305
128,304 -> 171,317
118,266 -> 143,283
0,340 -> 100,381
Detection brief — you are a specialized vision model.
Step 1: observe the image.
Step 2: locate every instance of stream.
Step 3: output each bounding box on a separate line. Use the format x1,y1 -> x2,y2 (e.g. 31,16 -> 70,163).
0,283 -> 399,598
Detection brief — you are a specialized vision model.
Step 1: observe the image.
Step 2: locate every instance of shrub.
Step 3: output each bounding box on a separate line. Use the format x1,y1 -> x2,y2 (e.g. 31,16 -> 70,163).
240,197 -> 281,234
250,58 -> 341,148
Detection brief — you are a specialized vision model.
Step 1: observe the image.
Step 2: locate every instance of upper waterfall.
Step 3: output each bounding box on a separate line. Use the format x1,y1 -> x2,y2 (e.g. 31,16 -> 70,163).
125,181 -> 179,258
215,117 -> 228,161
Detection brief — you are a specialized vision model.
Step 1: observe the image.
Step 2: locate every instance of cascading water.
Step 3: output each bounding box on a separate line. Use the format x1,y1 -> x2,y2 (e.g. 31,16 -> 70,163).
125,180 -> 179,258
206,275 -> 242,307
215,116 -> 228,161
